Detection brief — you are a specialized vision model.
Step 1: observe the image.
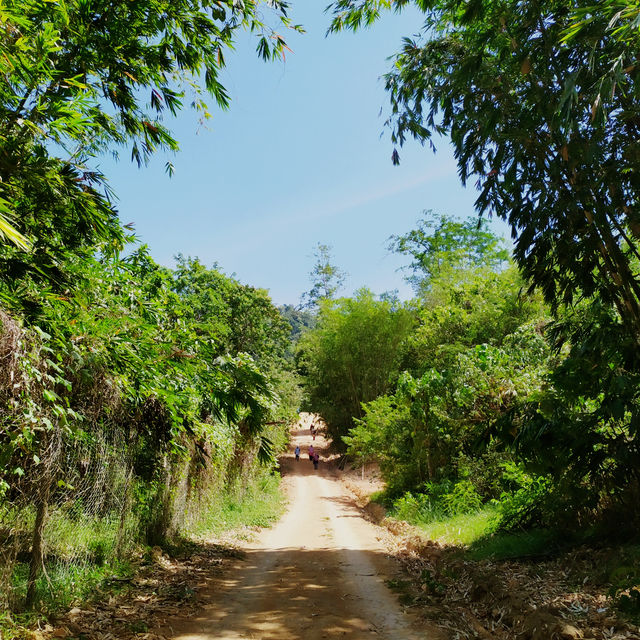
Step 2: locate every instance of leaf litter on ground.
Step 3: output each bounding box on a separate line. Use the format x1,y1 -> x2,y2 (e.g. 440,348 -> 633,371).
338,463 -> 640,640
30,537 -> 249,640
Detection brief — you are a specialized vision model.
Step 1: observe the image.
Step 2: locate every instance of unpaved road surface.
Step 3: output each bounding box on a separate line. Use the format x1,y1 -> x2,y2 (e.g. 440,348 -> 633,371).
169,421 -> 428,640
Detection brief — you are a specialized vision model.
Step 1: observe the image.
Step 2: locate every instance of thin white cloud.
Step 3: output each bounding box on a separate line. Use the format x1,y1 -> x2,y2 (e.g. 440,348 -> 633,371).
218,160 -> 460,254
286,161 -> 458,225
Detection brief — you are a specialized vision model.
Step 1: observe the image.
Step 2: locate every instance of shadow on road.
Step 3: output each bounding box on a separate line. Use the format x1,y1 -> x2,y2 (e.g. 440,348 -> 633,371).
169,547 -> 416,640
163,422 -> 427,640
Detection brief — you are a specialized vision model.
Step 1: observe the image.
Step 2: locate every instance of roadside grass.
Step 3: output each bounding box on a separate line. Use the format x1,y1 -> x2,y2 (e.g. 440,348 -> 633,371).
0,611 -> 37,640
373,488 -> 503,548
467,528 -> 562,560
385,499 -> 637,566
188,470 -> 285,539
465,521 -> 640,562
3,508 -> 137,617
378,495 -> 568,560
390,505 -> 567,561
415,506 -> 499,546
10,559 -> 134,613
44,511 -> 123,562
3,469 -> 285,639
1,559 -> 134,640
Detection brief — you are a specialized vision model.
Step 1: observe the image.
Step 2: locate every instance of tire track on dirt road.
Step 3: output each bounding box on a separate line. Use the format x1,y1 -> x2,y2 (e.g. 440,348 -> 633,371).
167,420 -> 436,640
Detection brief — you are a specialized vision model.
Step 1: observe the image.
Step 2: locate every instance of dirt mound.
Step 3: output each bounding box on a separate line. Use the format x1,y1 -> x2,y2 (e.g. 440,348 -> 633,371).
363,501 -> 386,524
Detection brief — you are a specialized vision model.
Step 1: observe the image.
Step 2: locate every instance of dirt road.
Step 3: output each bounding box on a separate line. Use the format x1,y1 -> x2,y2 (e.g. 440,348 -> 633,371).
169,420 -> 426,640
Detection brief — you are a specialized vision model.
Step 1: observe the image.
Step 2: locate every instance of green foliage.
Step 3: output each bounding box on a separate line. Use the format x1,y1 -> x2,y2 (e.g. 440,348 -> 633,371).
327,2 -> 640,535
279,304 -> 317,346
344,394 -> 414,488
467,528 -> 561,561
455,447 -> 510,501
391,479 -> 482,522
443,479 -> 482,517
0,0 -> 303,616
299,288 -> 415,443
496,470 -> 553,532
608,548 -> 640,618
348,306 -> 549,494
402,266 -> 548,372
174,255 -> 291,362
385,486 -> 497,545
416,507 -> 499,546
563,2 -> 640,117
391,490 -> 445,523
329,0 -> 640,338
616,587 -> 640,617
0,245 -> 299,610
188,469 -> 285,538
3,470 -> 283,618
495,300 -> 640,530
300,243 -> 347,309
10,558 -> 134,615
335,218 -> 551,539
390,211 -> 510,295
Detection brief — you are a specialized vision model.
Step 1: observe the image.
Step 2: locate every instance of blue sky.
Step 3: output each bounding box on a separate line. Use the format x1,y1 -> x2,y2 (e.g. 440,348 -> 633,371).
101,3 -> 509,306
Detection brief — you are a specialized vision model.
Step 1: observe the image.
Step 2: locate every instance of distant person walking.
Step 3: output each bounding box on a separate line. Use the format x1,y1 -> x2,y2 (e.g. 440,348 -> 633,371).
294,445 -> 300,461
308,444 -> 315,462
313,452 -> 319,470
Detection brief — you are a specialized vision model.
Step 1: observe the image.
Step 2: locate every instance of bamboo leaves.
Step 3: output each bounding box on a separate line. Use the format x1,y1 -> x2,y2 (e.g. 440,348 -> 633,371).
0,0 -> 302,254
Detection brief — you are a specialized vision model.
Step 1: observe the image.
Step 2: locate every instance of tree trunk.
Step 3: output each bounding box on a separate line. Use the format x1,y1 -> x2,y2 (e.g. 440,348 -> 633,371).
115,466 -> 133,559
25,475 -> 52,608
425,441 -> 434,481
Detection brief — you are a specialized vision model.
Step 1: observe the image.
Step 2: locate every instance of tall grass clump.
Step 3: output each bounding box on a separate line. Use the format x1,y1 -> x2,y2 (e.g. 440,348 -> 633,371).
188,469 -> 285,539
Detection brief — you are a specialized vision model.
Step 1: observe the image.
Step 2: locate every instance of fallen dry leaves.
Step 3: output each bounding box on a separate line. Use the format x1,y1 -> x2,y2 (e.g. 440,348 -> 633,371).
32,541 -> 246,640
379,526 -> 640,640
